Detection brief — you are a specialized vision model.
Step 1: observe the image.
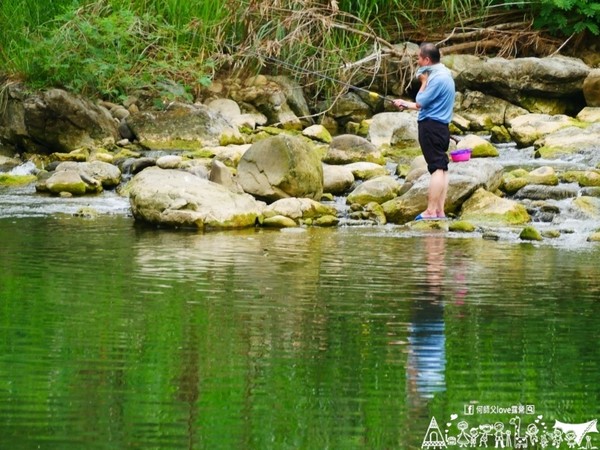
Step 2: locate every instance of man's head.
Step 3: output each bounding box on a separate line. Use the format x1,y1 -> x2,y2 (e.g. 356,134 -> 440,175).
418,43 -> 441,66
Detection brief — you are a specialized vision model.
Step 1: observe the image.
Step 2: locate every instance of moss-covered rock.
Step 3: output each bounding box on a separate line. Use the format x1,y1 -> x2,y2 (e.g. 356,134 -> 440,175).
520,226 -> 543,241
449,220 -> 476,232
527,166 -> 559,186
501,168 -> 530,194
314,215 -> 340,226
460,188 -> 530,225
454,135 -> 499,158
491,125 -> 512,143
262,215 -> 298,228
0,173 -> 37,186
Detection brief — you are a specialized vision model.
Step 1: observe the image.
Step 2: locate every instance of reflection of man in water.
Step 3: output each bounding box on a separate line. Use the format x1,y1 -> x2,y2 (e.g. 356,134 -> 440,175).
407,236 -> 447,400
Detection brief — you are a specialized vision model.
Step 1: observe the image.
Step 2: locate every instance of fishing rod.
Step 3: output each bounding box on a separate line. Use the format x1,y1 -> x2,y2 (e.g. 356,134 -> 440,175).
242,48 -> 399,104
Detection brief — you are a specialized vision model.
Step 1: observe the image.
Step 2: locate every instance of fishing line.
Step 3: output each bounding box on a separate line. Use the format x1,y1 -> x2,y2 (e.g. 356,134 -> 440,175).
240,48 -> 397,103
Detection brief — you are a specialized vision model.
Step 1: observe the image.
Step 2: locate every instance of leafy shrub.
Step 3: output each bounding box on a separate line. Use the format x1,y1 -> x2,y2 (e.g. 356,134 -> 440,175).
534,0 -> 600,36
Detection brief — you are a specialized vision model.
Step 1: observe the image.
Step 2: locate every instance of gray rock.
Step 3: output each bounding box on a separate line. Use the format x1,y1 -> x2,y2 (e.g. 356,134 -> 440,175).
0,84 -> 118,154
237,134 -> 323,202
325,134 -> 384,165
128,167 -> 263,229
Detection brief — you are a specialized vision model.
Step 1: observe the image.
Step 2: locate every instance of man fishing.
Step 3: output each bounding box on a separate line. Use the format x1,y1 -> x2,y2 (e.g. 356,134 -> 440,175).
393,42 -> 455,220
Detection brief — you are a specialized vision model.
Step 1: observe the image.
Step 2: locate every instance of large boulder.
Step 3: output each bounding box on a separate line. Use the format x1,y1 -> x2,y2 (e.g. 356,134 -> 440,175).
347,176 -> 402,206
452,55 -> 590,113
459,188 -> 530,225
126,102 -> 242,149
383,159 -> 503,223
237,134 -> 323,202
454,90 -> 528,131
128,167 -> 263,229
0,84 -> 118,154
322,163 -> 355,195
55,161 -> 122,188
367,111 -> 418,147
325,134 -> 384,165
508,113 -> 577,147
534,122 -> 600,165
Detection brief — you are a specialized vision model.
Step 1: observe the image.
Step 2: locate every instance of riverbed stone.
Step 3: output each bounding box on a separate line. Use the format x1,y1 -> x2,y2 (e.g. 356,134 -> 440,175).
534,123 -> 600,164
449,220 -> 476,233
346,176 -> 402,206
367,112 -> 418,148
128,167 -> 263,229
262,197 -> 336,223
262,215 -> 298,228
55,160 -> 122,189
508,113 -> 576,147
237,134 -> 323,202
520,226 -> 543,241
0,173 -> 36,186
322,163 -> 355,195
527,166 -> 558,185
43,170 -> 89,195
514,184 -> 579,201
209,160 -> 244,194
302,124 -> 332,143
0,156 -> 22,172
344,162 -> 389,180
454,134 -> 498,157
459,188 -> 530,225
325,134 -> 384,165
126,102 -> 242,149
156,155 -> 183,169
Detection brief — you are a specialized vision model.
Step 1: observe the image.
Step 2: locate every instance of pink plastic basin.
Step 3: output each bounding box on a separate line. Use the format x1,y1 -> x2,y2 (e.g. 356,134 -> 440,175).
450,148 -> 472,162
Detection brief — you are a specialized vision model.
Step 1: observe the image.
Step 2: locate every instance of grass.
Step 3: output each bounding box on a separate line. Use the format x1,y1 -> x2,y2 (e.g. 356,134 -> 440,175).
0,0 -> 588,106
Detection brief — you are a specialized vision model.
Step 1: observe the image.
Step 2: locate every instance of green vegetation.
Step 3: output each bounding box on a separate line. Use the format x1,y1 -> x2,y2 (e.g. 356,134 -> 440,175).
0,0 -> 598,103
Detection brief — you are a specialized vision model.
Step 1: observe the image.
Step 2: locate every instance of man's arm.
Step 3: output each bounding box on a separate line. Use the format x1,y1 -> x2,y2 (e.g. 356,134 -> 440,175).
392,72 -> 429,111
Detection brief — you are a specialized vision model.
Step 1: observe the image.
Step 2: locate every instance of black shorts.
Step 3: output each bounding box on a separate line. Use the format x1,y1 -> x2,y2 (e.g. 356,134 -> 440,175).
418,119 -> 450,174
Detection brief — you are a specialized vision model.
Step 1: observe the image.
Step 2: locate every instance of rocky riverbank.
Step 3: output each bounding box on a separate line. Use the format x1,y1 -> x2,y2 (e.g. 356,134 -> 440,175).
1,51 -> 599,243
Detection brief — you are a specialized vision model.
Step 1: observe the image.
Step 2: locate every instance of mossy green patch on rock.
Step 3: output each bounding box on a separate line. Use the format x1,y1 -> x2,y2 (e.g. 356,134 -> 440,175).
491,125 -> 512,143
314,215 -> 340,226
535,145 -> 577,159
471,141 -> 499,158
519,96 -> 568,115
183,149 -> 217,159
139,139 -> 204,151
460,188 -> 530,225
0,174 -> 37,186
219,133 -> 246,146
449,220 -> 476,232
520,226 -> 543,241
502,176 -> 529,195
262,215 -> 298,228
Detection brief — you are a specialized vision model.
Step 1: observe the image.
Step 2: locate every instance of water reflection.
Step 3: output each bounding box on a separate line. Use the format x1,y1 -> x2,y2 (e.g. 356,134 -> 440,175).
1,218 -> 600,449
407,236 -> 447,402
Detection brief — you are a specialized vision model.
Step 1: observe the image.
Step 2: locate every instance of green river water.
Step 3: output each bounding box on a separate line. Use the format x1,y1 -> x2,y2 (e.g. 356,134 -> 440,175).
1,209 -> 600,449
